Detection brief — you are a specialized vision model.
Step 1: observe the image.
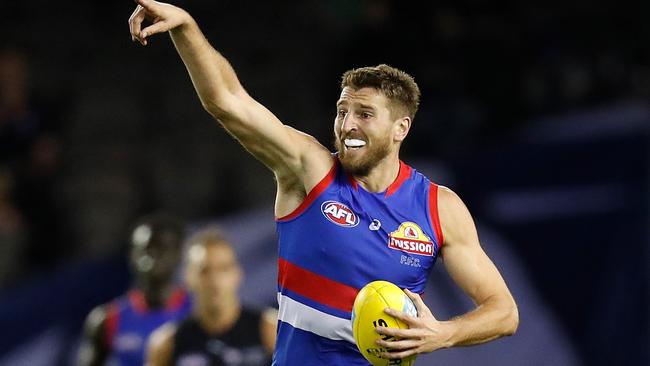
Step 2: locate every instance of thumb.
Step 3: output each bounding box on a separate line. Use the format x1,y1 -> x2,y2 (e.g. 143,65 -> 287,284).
141,20 -> 169,39
404,289 -> 435,319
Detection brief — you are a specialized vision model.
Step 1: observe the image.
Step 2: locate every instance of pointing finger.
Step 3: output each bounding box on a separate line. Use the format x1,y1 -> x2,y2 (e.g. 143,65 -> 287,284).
128,5 -> 141,42
129,6 -> 147,45
134,0 -> 159,15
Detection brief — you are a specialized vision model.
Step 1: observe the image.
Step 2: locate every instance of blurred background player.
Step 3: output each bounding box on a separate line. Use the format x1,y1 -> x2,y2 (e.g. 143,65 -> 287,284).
146,228 -> 277,366
77,213 -> 191,366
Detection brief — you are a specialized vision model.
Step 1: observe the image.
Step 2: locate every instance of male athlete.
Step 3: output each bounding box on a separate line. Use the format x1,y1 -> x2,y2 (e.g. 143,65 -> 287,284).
77,213 -> 192,366
146,228 -> 277,366
128,1 -> 519,364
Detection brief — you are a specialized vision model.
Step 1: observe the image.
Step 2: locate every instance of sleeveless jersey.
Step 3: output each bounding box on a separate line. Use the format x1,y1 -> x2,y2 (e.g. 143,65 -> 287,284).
104,288 -> 192,366
274,159 -> 444,365
171,307 -> 271,366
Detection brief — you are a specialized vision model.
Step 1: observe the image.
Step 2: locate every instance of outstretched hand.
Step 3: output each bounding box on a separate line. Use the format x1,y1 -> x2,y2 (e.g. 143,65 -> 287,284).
375,289 -> 454,359
128,0 -> 190,46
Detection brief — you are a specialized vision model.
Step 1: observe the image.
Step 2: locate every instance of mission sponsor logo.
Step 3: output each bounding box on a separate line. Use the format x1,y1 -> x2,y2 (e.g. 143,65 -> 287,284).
321,200 -> 359,227
388,222 -> 434,256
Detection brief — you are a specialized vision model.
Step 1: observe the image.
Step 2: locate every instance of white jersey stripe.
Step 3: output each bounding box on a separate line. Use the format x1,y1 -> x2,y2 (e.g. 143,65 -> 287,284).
277,293 -> 355,343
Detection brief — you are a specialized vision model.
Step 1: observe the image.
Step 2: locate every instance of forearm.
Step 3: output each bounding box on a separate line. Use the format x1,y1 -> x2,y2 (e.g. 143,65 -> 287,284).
443,295 -> 518,347
169,16 -> 243,117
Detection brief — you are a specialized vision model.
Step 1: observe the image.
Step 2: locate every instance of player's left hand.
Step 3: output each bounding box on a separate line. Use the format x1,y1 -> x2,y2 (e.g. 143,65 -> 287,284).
374,289 -> 453,358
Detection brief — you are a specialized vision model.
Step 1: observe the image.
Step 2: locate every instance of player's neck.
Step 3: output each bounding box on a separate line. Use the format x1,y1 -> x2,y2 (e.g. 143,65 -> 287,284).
196,298 -> 241,334
353,154 -> 401,193
139,282 -> 175,309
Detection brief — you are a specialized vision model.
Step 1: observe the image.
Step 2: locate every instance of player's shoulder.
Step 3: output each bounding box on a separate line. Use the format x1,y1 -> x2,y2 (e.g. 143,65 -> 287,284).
83,293 -> 129,332
437,185 -> 461,205
84,303 -> 110,330
435,185 -> 479,248
147,322 -> 177,360
276,126 -> 332,185
150,321 -> 177,344
260,307 -> 278,331
236,306 -> 276,331
260,306 -> 278,321
281,125 -> 330,157
82,302 -> 118,343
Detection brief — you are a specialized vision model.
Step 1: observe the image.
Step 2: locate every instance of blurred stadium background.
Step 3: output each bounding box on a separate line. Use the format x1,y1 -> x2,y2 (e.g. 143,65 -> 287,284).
0,0 -> 647,365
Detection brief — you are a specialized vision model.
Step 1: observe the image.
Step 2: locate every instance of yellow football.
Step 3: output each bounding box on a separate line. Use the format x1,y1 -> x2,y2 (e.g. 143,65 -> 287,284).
351,280 -> 418,366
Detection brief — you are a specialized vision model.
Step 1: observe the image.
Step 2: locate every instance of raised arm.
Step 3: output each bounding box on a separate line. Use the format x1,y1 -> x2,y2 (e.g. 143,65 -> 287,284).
376,187 -> 518,358
128,0 -> 332,202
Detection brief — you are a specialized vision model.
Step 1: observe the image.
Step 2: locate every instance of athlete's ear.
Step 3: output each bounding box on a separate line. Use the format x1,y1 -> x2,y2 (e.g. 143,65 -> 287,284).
394,116 -> 411,142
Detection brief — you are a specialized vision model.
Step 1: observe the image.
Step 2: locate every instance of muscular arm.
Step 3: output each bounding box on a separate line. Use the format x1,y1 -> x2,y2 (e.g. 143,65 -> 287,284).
436,186 -> 519,346
376,187 -> 518,358
128,0 -> 332,215
146,323 -> 176,366
76,306 -> 110,366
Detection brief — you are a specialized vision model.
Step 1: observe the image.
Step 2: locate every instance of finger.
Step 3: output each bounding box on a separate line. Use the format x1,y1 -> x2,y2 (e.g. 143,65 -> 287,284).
380,348 -> 418,360
128,11 -> 142,42
128,6 -> 138,41
384,307 -> 418,325
141,19 -> 168,39
134,0 -> 160,15
129,6 -> 147,44
404,289 -> 434,318
376,325 -> 422,339
376,338 -> 420,350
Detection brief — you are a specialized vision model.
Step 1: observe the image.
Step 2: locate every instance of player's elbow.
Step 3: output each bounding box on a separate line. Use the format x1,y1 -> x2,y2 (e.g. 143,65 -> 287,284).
201,99 -> 230,120
200,88 -> 246,122
501,300 -> 519,336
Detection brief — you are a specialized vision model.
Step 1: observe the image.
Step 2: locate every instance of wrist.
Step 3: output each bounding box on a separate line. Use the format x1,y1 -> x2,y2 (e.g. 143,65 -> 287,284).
438,320 -> 458,349
178,10 -> 195,29
169,9 -> 196,34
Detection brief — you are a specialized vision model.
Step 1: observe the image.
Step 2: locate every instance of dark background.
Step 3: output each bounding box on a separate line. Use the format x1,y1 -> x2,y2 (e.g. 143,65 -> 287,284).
0,1 -> 647,365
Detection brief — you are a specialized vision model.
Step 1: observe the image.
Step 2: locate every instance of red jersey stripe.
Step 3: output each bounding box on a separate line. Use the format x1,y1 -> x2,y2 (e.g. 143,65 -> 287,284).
103,302 -> 119,349
127,289 -> 148,314
166,288 -> 187,311
385,161 -> 412,197
428,183 -> 444,248
278,258 -> 359,312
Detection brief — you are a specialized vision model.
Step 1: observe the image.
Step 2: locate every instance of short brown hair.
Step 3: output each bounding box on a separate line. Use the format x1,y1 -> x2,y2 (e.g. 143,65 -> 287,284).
341,64 -> 421,120
185,226 -> 228,256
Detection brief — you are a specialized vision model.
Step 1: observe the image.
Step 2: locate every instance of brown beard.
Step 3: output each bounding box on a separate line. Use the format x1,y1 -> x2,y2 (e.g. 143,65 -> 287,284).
334,134 -> 391,176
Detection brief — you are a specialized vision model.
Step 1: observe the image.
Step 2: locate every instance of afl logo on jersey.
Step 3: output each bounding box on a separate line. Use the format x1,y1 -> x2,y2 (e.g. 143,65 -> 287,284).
321,200 -> 359,227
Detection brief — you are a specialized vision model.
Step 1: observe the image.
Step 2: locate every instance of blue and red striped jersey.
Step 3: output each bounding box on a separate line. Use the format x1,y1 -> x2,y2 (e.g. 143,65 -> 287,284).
104,287 -> 192,366
275,159 -> 443,365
